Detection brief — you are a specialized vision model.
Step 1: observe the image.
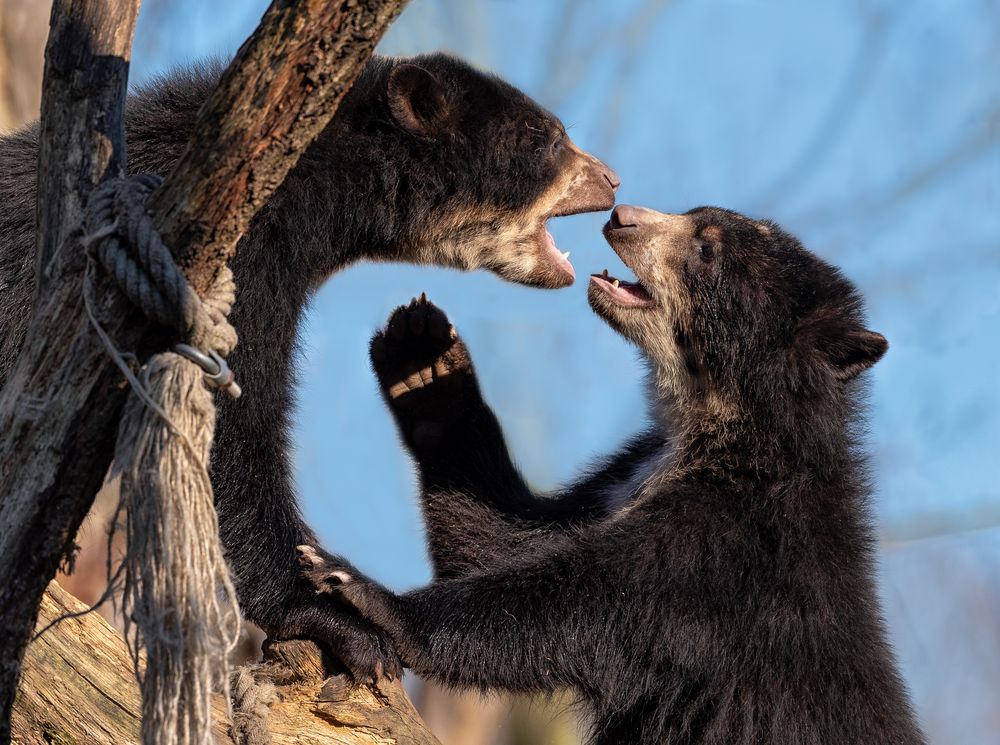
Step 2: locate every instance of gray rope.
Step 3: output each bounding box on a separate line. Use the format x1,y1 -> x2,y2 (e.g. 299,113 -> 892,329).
79,174 -> 244,745
82,174 -> 237,357
230,667 -> 276,745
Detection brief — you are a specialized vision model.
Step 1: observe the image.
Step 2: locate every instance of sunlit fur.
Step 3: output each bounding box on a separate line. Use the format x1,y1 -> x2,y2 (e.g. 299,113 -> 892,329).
0,53 -> 614,680
305,208 -> 924,744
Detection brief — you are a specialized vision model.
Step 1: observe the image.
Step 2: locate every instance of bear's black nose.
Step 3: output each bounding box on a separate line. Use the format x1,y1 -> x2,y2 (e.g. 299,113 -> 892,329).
610,205 -> 639,229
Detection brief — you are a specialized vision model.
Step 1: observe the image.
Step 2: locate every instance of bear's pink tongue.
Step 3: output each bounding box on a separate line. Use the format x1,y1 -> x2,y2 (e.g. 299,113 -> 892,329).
589,271 -> 655,307
544,228 -> 575,281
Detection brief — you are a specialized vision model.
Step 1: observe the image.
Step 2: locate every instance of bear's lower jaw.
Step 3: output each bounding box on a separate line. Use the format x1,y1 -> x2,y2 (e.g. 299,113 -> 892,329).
490,224 -> 576,289
541,226 -> 576,284
588,272 -> 655,308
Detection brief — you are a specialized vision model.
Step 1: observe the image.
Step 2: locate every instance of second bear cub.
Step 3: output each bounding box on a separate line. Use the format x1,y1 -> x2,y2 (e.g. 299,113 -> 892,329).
300,206 -> 924,744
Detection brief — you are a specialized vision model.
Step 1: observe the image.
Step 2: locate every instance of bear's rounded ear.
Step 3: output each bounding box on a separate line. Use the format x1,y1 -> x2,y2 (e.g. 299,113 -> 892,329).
387,64 -> 451,137
822,327 -> 888,381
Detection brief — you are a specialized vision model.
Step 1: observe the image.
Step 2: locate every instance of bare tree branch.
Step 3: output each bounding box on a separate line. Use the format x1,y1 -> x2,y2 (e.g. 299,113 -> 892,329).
0,0 -> 408,736
33,0 -> 139,301
0,2 -> 139,737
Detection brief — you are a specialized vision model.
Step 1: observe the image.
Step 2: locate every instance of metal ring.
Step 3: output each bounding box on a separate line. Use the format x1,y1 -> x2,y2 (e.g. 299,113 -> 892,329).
173,343 -> 218,374
173,343 -> 242,399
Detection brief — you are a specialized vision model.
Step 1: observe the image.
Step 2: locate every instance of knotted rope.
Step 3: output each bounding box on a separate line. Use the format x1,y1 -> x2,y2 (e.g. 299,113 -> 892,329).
82,174 -> 242,745
230,666 -> 276,745
84,173 -> 238,353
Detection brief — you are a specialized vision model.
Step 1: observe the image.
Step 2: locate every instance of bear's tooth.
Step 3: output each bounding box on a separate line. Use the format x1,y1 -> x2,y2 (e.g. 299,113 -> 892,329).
562,251 -> 571,261
612,279 -> 620,289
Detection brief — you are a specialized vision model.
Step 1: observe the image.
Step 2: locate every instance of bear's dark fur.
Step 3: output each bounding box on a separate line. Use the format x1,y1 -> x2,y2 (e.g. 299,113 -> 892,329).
0,54 -> 618,679
300,205 -> 926,743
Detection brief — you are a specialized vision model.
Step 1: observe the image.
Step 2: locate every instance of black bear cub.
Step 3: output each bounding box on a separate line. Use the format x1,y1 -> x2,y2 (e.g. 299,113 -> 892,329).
0,54 -> 617,681
299,205 -> 926,744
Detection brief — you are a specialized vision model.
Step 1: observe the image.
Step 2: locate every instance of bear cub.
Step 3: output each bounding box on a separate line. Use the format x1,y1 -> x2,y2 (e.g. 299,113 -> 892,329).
299,205 -> 926,744
0,53 -> 618,681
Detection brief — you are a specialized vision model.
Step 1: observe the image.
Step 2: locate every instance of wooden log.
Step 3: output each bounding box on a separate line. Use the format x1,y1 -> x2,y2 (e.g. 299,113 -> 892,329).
11,583 -> 440,744
0,0 -> 408,737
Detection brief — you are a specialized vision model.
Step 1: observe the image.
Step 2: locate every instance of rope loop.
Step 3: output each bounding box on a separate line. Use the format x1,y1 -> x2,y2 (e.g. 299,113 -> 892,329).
82,174 -> 240,396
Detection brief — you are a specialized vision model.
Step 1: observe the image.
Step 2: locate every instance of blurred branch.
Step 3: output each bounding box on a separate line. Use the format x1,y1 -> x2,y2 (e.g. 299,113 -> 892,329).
540,0 -> 675,113
753,5 -> 895,213
791,107 -> 1000,232
0,1 -> 50,131
448,0 -> 493,68
593,0 -> 676,156
883,513 -> 1000,549
537,0 -> 588,108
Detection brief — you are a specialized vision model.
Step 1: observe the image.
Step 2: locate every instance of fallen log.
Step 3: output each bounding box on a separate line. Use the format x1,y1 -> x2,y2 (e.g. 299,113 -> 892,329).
12,583 -> 440,745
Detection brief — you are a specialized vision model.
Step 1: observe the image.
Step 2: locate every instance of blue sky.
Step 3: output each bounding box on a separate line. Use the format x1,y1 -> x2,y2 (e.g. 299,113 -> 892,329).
127,1 -> 999,739
132,0 -> 1000,585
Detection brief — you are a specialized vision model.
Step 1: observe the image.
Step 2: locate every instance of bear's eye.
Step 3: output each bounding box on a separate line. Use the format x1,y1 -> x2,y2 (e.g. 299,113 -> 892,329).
548,130 -> 566,156
698,242 -> 716,262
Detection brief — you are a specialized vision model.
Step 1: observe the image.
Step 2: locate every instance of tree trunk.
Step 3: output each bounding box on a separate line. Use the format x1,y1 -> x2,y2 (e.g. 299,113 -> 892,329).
0,2 -> 140,734
11,583 -> 440,744
0,0 -> 408,737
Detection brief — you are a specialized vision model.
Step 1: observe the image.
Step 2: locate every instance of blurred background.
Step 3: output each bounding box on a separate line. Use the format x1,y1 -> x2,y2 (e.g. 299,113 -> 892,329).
3,0 -> 998,742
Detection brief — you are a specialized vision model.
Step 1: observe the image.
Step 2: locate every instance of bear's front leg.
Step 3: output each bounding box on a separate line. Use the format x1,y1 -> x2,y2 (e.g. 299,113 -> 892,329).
273,543 -> 402,683
296,541 -> 613,694
295,545 -> 410,666
370,298 -> 561,578
370,296 -> 534,505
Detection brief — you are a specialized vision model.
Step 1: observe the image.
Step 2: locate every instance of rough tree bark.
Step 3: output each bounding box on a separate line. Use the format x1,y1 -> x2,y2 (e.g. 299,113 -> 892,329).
11,583 -> 440,744
0,0 -> 409,740
0,2 -> 140,737
32,0 -> 138,301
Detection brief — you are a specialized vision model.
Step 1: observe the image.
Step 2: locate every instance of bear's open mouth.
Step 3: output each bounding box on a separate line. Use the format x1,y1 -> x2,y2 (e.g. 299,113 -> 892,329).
540,223 -> 575,282
589,269 -> 655,308
536,200 -> 618,285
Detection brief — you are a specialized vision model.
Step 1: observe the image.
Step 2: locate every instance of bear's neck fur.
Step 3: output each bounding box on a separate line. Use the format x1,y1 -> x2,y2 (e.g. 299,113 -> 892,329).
646,354 -> 867,489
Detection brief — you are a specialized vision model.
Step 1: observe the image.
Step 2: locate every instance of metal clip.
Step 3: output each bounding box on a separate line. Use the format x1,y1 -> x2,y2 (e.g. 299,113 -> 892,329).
173,343 -> 242,399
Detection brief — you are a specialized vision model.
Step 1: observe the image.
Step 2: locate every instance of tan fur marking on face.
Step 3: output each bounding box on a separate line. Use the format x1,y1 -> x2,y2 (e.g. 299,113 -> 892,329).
631,213 -> 695,276
648,218 -> 700,405
409,139 -> 610,284
598,209 -> 747,425
411,180 -> 551,274
523,141 -> 600,220
414,202 -> 530,272
595,210 -> 702,407
701,225 -> 723,242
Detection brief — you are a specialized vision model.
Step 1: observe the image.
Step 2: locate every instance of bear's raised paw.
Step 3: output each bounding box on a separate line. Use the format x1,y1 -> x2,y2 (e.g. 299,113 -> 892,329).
370,295 -> 480,449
